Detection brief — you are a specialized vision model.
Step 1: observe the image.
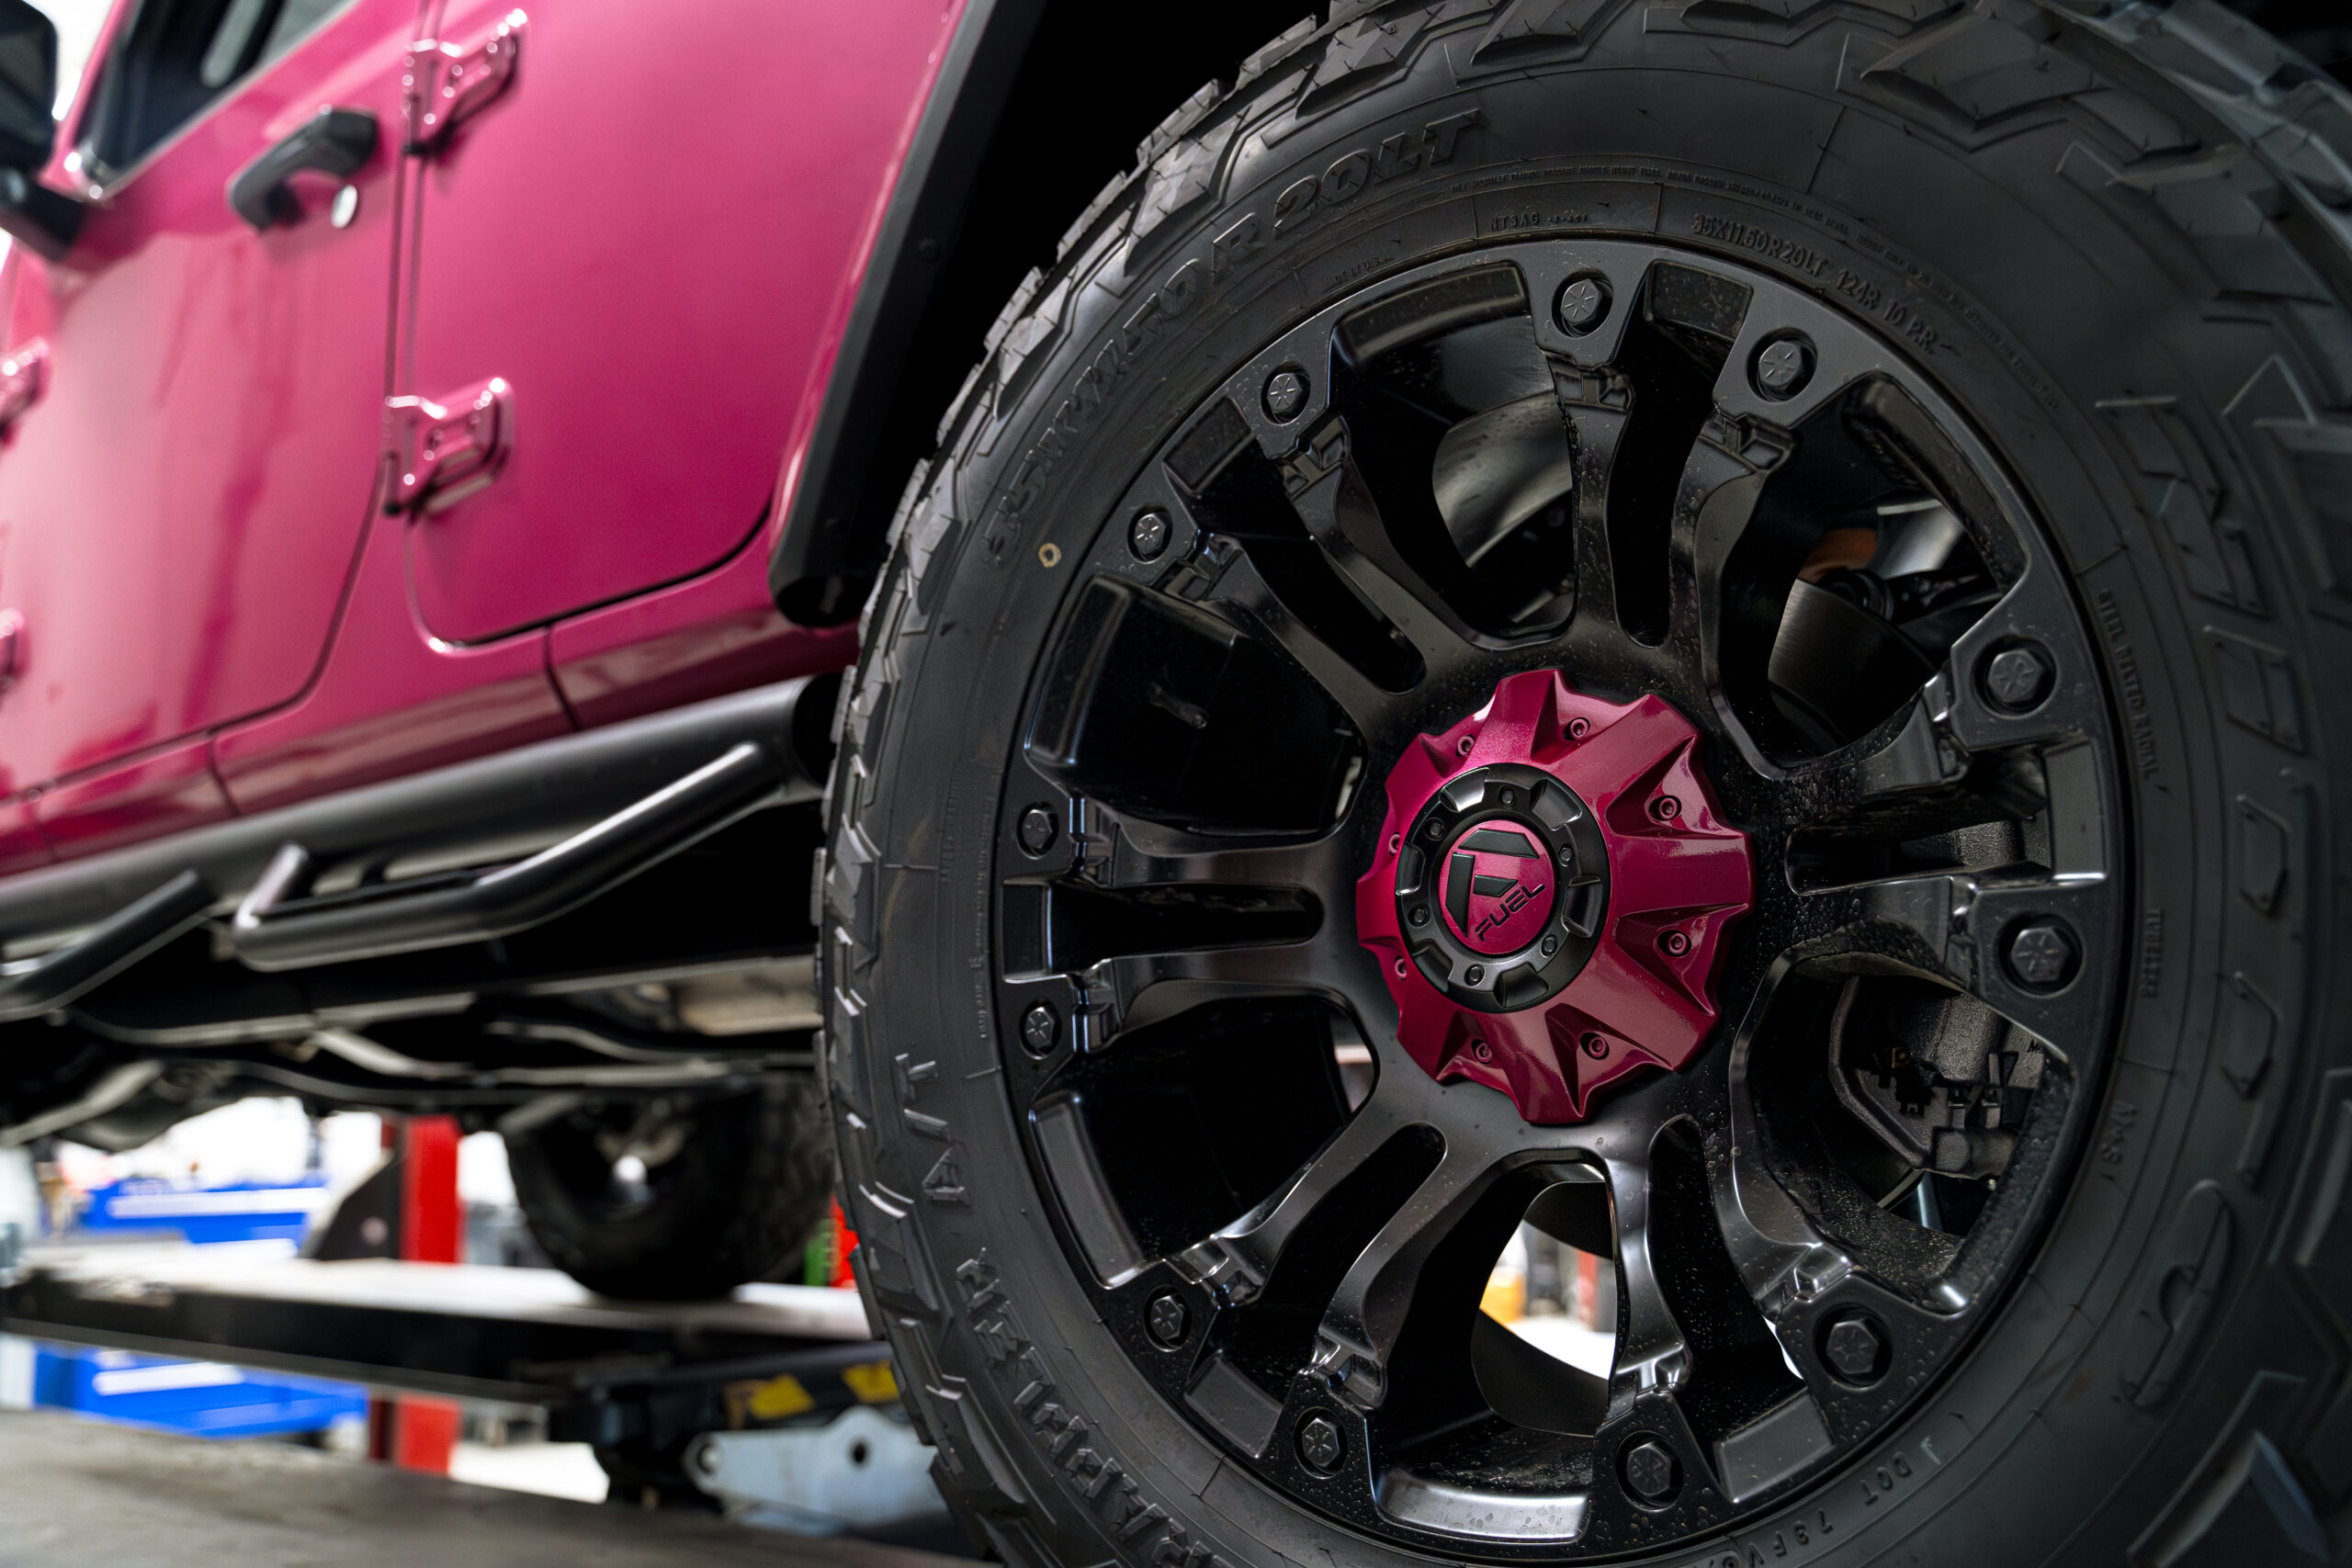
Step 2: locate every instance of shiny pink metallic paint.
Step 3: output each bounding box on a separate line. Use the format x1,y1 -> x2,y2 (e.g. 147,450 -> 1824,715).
35,736 -> 230,859
0,0 -> 424,827
0,0 -> 966,859
1357,671 -> 1754,1124
211,497 -> 569,813
546,555 -> 858,731
401,0 -> 960,645
0,793 -> 46,875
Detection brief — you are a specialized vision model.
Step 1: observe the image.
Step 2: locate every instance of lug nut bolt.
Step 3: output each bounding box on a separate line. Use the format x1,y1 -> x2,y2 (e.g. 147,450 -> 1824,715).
1128,510 -> 1171,562
1146,1291 -> 1189,1348
1982,643 -> 2053,711
1296,1412 -> 1344,1474
1660,930 -> 1690,957
1567,716 -> 1590,739
1650,795 -> 1681,822
1472,1041 -> 1492,1062
1753,333 -> 1815,399
1822,1312 -> 1889,1384
1623,1438 -> 1678,1504
1263,367 -> 1309,423
1457,735 -> 1475,757
2007,919 -> 2078,990
1580,1032 -> 1608,1060
1017,805 -> 1058,856
1555,274 -> 1611,334
1020,1002 -> 1059,1055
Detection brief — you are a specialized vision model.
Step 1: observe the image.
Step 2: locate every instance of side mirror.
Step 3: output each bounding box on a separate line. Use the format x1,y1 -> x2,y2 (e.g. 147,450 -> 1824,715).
0,0 -> 77,260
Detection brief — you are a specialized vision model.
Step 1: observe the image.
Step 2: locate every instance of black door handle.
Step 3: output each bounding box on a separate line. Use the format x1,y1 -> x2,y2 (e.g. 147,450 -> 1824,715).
227,107 -> 377,231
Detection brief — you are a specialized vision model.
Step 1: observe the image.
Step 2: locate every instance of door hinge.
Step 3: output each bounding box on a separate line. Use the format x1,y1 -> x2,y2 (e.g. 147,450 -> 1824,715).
387,377 -> 511,513
403,9 -> 525,154
0,339 -> 47,432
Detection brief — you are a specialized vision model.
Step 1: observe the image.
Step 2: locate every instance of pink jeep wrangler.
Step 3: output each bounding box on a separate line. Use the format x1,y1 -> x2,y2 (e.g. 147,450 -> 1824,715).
0,0 -> 2345,1562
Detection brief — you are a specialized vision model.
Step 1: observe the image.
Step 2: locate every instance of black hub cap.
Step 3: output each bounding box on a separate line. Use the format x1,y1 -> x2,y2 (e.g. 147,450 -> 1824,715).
992,238 -> 2125,1556
1396,763 -> 1607,1013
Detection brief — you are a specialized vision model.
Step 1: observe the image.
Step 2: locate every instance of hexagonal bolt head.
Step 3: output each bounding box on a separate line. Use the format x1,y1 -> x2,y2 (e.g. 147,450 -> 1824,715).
1295,1412 -> 1344,1474
1263,367 -> 1309,422
1020,1002 -> 1059,1055
1128,510 -> 1171,562
1983,644 -> 2053,711
1823,1314 -> 1888,1383
2007,921 -> 2079,989
1016,806 -> 1058,856
1622,1438 -> 1678,1503
1752,335 -> 1815,399
1555,275 -> 1611,333
1146,1291 -> 1189,1348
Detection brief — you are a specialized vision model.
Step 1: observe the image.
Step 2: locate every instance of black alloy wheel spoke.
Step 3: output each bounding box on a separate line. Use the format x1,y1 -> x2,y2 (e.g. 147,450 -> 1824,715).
1288,447 -> 1504,696
1208,548 -> 1418,751
1175,1069 -> 1430,1307
1307,1129 -> 1517,1415
1037,804 -> 1387,1039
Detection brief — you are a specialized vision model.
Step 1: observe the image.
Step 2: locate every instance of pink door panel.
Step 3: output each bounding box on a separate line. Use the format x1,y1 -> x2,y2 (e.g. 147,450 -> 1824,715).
0,0 -> 419,797
547,536 -> 857,730
401,0 -> 961,645
213,488 -> 569,814
35,738 -> 231,860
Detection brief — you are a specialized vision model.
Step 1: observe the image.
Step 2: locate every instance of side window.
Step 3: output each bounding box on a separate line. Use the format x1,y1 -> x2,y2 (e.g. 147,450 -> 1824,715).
75,0 -> 352,178
28,1 -> 109,122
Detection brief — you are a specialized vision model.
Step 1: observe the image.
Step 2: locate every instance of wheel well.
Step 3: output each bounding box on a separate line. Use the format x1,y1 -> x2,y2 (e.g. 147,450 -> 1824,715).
769,0 -> 1322,624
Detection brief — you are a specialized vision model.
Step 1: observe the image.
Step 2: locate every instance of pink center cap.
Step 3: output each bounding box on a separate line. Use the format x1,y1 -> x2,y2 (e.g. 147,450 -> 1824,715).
1437,819 -> 1555,955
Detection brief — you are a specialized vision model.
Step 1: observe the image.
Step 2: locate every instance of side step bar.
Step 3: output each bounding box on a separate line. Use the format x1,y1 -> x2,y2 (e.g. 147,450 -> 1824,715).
0,870 -> 212,1022
0,674 -> 834,979
230,741 -> 782,970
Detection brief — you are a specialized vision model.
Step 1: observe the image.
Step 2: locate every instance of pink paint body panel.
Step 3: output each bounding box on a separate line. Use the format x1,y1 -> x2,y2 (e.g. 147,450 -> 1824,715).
401,0 -> 958,645
546,540 -> 857,731
0,0 -> 967,861
0,793 -> 48,876
0,0 -> 424,807
36,737 -> 232,860
212,491 -> 570,813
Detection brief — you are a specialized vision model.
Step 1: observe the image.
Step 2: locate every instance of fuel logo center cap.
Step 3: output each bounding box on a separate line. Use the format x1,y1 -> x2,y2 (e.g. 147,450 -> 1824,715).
1441,821 -> 1554,954
1359,669 -> 1755,1124
1392,765 -> 1608,1015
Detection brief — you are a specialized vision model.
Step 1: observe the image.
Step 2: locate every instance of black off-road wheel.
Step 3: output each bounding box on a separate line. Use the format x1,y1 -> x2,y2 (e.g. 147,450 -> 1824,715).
505,1077 -> 831,1300
823,6 -> 2352,1565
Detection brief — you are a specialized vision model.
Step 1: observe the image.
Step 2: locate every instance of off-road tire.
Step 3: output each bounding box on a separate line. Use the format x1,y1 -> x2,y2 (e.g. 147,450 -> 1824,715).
506,1077 -> 831,1300
824,4 -> 2352,1564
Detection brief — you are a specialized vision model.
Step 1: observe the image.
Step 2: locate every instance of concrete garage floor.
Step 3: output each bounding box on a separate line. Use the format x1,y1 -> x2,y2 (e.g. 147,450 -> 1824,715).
0,1410 -> 964,1568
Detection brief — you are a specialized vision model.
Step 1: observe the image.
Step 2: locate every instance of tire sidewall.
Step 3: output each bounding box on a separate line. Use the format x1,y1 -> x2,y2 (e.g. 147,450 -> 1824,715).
830,21 -> 2334,1567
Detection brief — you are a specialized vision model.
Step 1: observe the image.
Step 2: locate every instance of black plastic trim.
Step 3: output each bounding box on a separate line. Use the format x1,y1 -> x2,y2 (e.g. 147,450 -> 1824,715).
765,0 -> 1046,603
